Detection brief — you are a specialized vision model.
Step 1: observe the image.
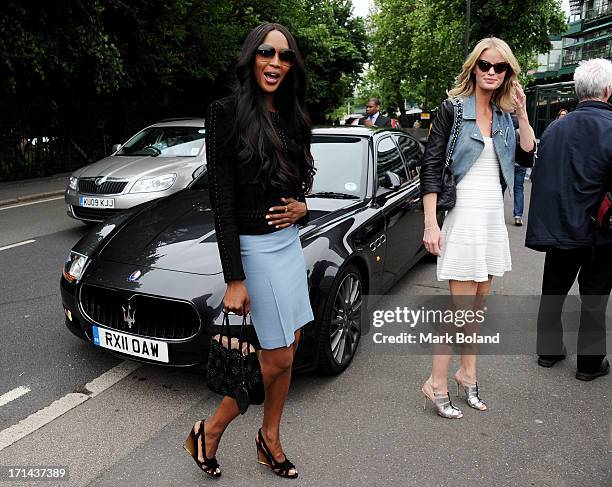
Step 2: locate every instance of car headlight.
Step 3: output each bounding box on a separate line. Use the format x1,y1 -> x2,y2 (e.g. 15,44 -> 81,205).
130,174 -> 177,193
62,251 -> 89,283
68,176 -> 78,191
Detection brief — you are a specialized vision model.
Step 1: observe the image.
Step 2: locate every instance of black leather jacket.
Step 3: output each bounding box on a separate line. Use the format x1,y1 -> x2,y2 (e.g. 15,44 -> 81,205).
420,99 -> 535,196
205,96 -> 309,283
419,99 -> 455,196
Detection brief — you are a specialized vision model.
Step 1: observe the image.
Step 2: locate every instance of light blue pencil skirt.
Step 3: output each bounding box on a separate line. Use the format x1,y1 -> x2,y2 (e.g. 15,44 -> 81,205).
239,225 -> 314,349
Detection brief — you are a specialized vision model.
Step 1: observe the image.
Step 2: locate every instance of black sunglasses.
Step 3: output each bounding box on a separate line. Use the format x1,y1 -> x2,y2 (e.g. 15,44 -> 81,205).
255,44 -> 296,66
476,59 -> 510,74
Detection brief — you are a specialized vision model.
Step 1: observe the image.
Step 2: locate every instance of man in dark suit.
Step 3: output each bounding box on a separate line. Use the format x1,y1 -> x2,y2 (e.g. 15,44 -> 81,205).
358,97 -> 392,127
526,58 -> 612,381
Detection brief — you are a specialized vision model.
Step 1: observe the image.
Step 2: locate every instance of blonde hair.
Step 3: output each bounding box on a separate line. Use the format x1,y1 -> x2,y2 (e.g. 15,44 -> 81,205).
448,37 -> 521,113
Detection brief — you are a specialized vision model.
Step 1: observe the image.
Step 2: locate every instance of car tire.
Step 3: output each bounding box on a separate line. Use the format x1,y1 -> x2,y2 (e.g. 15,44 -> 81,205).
316,264 -> 365,375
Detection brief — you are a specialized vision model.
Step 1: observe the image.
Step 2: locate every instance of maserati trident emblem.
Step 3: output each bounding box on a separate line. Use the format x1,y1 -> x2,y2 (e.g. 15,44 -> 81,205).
122,304 -> 136,329
128,270 -> 142,282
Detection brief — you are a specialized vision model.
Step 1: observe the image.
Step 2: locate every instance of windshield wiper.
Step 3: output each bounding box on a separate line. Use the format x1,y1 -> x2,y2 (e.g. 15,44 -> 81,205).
307,191 -> 359,199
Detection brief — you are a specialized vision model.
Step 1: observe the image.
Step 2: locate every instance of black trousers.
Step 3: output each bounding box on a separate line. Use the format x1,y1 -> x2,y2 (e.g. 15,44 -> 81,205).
536,244 -> 612,371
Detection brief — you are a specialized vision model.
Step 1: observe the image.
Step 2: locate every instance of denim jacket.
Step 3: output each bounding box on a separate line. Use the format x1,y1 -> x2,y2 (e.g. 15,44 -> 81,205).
420,94 -> 535,197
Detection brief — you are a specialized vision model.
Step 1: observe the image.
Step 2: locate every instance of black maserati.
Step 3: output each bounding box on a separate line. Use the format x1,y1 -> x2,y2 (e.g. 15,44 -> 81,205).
60,126 -> 436,375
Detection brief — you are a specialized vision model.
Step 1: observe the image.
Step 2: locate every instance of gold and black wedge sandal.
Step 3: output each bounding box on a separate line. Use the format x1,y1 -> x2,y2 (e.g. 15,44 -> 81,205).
183,420 -> 221,478
256,428 -> 298,479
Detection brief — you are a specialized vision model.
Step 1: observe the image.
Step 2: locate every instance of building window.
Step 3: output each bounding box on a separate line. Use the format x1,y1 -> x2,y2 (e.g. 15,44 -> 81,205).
584,0 -> 612,21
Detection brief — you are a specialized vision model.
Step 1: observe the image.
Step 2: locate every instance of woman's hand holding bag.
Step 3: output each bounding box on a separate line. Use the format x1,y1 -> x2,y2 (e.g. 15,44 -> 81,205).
206,309 -> 264,414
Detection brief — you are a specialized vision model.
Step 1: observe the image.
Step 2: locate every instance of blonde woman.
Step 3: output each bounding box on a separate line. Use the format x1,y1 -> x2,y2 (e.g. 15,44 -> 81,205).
419,38 -> 536,418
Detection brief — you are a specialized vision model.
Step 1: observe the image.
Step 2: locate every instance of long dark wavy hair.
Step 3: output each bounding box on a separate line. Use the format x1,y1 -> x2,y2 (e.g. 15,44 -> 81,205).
233,23 -> 315,194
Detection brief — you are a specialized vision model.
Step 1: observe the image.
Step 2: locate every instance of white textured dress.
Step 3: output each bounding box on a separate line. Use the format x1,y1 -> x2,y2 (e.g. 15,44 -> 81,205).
437,136 -> 512,282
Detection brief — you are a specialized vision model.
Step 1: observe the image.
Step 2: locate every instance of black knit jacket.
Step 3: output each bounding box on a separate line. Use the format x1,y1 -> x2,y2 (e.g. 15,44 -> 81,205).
205,95 -> 310,283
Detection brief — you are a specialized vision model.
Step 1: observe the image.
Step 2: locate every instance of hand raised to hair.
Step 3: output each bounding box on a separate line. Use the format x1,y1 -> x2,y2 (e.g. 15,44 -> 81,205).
512,80 -> 528,119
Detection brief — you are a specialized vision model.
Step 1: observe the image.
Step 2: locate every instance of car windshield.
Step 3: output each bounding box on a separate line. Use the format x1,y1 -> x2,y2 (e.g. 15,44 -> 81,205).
117,126 -> 205,157
191,134 -> 368,197
310,135 -> 367,198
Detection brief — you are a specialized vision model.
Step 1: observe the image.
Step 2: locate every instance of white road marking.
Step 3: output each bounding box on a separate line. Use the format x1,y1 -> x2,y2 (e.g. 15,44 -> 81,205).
0,361 -> 142,452
84,361 -> 142,397
0,240 -> 36,252
0,196 -> 63,211
0,386 -> 31,407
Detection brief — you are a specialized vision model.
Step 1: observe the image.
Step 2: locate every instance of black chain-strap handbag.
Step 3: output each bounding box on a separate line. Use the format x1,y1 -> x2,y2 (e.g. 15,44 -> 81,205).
206,311 -> 264,414
436,98 -> 463,211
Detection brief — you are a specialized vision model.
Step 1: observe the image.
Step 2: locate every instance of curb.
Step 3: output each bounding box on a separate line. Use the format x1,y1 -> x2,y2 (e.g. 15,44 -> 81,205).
0,190 -> 65,208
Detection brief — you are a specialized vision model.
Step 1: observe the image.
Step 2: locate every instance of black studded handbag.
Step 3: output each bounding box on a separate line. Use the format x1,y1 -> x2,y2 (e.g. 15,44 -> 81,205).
206,311 -> 264,414
436,98 -> 463,211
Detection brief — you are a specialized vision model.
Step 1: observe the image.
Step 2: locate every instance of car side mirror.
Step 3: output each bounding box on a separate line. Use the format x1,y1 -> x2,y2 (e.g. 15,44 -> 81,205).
383,171 -> 401,190
192,165 -> 206,180
111,143 -> 122,153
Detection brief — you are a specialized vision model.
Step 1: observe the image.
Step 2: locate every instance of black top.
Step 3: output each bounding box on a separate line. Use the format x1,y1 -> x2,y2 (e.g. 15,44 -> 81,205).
526,100 -> 612,250
205,95 -> 310,282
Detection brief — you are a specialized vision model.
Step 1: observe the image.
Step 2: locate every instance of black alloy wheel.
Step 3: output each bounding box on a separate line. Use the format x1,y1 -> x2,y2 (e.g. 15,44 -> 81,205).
316,264 -> 364,375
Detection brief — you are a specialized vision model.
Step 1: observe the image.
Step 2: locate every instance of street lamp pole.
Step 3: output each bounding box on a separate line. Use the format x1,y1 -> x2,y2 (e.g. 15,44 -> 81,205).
464,0 -> 472,58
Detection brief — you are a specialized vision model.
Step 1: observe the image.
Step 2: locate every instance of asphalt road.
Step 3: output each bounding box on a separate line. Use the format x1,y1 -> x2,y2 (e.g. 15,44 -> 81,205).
0,187 -> 610,487
0,198 -> 120,431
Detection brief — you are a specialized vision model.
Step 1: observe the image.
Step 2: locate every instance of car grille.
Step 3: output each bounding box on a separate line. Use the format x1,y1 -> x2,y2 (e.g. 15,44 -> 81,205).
72,206 -> 123,222
79,284 -> 201,340
78,179 -> 128,195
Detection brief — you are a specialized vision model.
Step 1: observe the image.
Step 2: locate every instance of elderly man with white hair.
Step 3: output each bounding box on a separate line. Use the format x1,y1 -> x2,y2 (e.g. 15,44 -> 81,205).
526,58 -> 612,380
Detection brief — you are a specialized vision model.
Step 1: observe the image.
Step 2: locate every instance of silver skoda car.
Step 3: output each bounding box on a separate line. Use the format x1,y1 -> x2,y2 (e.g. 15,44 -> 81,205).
65,118 -> 206,223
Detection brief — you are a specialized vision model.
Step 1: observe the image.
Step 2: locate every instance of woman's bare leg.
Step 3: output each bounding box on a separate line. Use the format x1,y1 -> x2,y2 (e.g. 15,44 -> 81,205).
259,330 -> 301,474
427,280 -> 478,394
457,276 -> 492,383
194,396 -> 240,463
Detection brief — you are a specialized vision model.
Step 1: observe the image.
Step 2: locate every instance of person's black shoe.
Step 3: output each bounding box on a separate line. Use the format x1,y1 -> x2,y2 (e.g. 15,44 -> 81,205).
537,347 -> 567,368
576,358 -> 610,381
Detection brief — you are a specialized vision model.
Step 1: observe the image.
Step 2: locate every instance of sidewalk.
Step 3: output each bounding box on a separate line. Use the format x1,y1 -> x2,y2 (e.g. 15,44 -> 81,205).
0,173 -> 70,207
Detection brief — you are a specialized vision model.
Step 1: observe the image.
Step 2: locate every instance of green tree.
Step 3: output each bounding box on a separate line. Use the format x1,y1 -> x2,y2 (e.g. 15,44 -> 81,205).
368,0 -> 418,119
369,0 -> 566,114
0,0 -> 366,121
273,0 -> 367,121
0,0 -> 124,97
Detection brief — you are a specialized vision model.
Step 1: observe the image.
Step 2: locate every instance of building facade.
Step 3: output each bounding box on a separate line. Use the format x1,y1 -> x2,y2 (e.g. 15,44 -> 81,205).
526,0 -> 612,136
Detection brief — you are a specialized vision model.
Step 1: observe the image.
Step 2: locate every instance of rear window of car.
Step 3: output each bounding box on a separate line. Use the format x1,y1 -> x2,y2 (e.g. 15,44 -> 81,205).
310,135 -> 367,197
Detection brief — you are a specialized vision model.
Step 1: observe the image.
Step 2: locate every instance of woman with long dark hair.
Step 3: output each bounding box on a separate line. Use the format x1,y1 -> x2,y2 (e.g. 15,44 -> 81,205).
183,23 -> 315,479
